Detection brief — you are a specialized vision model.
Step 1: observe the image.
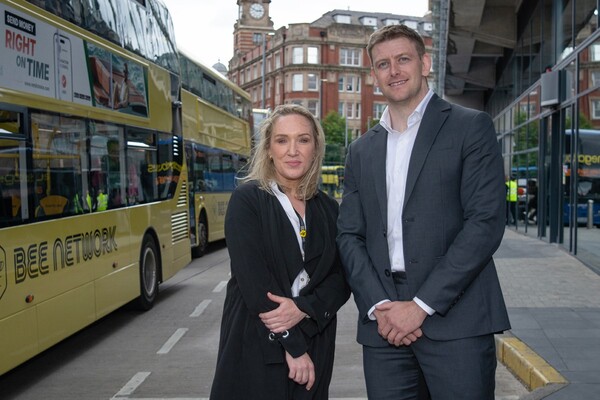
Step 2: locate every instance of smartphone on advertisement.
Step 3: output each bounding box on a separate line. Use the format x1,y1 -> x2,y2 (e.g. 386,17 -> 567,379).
54,33 -> 72,102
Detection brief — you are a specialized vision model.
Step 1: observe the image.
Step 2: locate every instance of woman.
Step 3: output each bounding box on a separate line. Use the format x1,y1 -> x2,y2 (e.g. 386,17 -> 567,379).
210,104 -> 350,400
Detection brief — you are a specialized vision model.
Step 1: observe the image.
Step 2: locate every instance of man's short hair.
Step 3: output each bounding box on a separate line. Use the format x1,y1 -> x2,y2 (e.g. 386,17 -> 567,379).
367,24 -> 426,65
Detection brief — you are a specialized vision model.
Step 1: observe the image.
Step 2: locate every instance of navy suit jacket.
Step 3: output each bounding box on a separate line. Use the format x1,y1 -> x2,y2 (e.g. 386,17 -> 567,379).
337,94 -> 510,346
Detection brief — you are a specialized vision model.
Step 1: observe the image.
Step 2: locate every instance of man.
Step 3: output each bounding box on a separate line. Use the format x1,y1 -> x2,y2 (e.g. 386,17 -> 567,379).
505,174 -> 518,225
336,24 -> 510,400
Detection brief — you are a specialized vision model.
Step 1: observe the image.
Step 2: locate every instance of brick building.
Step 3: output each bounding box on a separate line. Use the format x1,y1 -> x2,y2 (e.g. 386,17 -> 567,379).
229,0 -> 432,141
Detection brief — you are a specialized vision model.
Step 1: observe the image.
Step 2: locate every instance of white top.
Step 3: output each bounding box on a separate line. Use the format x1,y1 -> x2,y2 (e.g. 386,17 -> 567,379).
271,181 -> 310,296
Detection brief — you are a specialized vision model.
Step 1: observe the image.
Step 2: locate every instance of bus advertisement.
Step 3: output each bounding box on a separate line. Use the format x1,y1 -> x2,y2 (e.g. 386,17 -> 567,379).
563,129 -> 600,226
0,0 -> 190,375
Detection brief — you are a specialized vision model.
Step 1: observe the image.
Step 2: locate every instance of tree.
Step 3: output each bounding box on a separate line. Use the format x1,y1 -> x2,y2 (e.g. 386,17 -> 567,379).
321,111 -> 346,146
320,111 -> 347,164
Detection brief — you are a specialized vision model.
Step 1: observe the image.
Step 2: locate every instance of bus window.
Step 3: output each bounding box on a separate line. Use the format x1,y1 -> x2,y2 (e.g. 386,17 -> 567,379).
89,122 -> 125,210
127,129 -> 157,205
157,133 -> 183,199
31,113 -> 87,218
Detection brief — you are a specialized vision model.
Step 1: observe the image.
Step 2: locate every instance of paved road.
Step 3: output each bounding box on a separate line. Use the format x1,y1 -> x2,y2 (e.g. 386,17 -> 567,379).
0,241 -> 529,399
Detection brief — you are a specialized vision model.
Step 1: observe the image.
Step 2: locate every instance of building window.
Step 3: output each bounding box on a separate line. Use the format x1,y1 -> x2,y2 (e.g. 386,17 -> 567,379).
292,74 -> 303,91
307,74 -> 318,91
307,47 -> 318,64
253,33 -> 263,45
374,85 -> 382,95
292,47 -> 303,64
339,75 -> 361,92
592,99 -> 600,119
338,102 -> 361,119
384,19 -> 400,26
592,70 -> 600,87
403,20 -> 418,30
423,22 -> 433,31
275,52 -> 281,69
373,103 -> 386,119
361,17 -> 377,26
253,64 -> 258,80
334,14 -> 351,24
340,48 -> 361,66
590,44 -> 600,61
307,100 -> 317,116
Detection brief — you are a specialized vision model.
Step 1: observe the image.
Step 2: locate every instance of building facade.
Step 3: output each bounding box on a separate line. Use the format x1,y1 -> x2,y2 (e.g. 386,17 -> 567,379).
229,0 -> 433,143
440,0 -> 600,272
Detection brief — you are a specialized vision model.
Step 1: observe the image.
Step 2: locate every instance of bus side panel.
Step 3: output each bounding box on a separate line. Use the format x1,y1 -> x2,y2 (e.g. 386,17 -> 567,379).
36,283 -> 95,351
0,309 -> 38,376
95,263 -> 139,318
197,193 -> 229,243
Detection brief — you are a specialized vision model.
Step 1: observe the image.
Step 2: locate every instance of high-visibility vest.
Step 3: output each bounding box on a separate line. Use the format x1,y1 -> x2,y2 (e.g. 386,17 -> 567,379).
97,192 -> 108,211
73,193 -> 84,213
506,180 -> 517,202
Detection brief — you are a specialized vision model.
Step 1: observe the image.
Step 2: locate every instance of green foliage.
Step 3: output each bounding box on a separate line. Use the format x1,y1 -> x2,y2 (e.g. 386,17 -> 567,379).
367,118 -> 380,130
321,111 -> 346,146
324,143 -> 345,164
320,111 -> 347,164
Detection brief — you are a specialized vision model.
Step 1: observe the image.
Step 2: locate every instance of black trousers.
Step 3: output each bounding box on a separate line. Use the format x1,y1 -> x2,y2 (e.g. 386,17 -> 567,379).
362,273 -> 497,400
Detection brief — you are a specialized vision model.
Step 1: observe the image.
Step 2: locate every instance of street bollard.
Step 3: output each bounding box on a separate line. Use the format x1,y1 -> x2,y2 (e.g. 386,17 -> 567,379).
587,199 -> 594,229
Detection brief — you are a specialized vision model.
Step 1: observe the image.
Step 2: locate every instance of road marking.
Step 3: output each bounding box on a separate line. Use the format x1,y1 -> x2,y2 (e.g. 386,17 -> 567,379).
157,328 -> 188,354
190,299 -> 211,317
212,280 -> 227,292
112,371 -> 151,397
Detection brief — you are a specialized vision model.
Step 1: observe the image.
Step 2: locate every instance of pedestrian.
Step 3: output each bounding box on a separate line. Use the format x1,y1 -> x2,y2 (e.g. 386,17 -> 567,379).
506,174 -> 518,225
210,104 -> 350,400
336,24 -> 511,400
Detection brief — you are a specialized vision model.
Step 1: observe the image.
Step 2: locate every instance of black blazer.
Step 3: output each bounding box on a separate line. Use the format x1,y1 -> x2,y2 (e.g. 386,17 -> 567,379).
337,94 -> 510,346
211,181 -> 350,400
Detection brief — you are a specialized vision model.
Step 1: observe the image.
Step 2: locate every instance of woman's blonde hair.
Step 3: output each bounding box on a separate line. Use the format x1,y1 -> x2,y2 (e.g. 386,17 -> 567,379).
241,104 -> 325,200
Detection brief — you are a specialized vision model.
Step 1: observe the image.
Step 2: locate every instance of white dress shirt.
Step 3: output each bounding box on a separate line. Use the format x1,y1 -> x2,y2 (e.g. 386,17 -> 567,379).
368,89 -> 436,318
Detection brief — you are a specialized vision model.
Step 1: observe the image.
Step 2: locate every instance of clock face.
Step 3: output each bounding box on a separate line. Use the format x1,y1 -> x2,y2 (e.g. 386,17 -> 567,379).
249,3 -> 264,19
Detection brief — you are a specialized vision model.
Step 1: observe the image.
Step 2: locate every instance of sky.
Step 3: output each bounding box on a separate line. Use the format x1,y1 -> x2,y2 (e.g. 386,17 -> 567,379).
160,0 -> 429,68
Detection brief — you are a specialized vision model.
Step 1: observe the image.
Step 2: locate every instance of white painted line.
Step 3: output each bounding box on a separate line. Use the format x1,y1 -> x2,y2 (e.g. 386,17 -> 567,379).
212,281 -> 227,292
157,328 -> 188,354
190,299 -> 211,317
112,371 -> 151,397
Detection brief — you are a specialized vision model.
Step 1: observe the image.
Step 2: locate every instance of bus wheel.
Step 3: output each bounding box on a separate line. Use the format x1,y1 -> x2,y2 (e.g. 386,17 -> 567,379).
137,234 -> 159,310
192,214 -> 208,258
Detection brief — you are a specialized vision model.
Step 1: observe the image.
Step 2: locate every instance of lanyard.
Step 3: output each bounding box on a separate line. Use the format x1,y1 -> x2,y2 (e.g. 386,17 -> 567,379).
294,210 -> 306,252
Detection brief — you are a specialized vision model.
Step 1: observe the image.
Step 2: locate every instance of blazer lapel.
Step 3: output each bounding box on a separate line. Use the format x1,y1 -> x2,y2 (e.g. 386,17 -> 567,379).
404,94 -> 450,209
303,197 -> 325,269
369,126 -> 388,228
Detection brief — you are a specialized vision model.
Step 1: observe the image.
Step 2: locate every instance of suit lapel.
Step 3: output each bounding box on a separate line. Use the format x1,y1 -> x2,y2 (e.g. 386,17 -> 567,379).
369,126 -> 388,228
404,94 -> 450,210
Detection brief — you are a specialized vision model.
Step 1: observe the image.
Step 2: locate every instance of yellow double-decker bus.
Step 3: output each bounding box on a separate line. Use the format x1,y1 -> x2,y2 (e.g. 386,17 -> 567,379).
0,0 -> 191,375
321,165 -> 345,199
179,52 -> 252,257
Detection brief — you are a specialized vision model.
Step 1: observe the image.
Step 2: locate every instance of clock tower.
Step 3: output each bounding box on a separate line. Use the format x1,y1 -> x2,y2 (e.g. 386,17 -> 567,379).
234,0 -> 274,56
